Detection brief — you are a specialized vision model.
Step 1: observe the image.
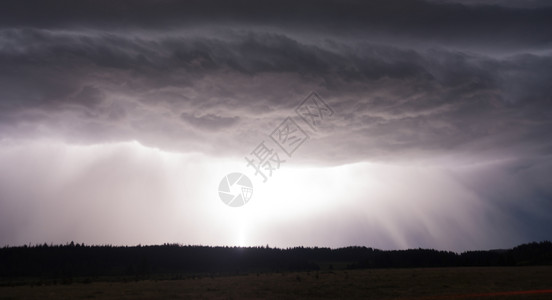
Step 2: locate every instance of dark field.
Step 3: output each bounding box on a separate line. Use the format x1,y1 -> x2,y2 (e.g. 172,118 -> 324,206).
1,266 -> 551,299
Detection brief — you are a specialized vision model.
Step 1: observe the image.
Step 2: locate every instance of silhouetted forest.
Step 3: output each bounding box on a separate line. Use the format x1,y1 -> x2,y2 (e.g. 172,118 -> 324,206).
1,241 -> 551,284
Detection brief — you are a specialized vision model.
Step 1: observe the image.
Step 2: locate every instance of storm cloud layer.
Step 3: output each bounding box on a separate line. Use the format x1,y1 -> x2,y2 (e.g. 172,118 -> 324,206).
0,0 -> 551,250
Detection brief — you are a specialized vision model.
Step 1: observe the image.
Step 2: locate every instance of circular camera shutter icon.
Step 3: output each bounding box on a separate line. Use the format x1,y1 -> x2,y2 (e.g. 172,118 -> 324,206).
218,173 -> 253,207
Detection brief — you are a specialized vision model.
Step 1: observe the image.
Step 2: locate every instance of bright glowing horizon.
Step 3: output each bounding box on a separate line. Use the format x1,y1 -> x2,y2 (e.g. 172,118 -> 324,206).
0,138 -> 546,252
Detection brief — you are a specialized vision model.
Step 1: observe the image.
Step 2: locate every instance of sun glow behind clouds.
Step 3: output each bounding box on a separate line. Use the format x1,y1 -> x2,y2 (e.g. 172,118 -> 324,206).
0,139 -> 523,251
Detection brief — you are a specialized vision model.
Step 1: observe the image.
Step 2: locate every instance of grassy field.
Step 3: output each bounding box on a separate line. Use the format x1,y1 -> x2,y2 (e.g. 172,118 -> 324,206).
1,266 -> 551,299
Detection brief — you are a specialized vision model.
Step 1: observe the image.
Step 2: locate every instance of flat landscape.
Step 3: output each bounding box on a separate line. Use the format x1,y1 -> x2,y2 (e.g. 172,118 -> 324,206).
1,266 -> 551,300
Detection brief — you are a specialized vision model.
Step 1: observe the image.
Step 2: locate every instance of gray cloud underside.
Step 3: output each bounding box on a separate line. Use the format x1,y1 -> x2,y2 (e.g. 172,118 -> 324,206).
1,27 -> 551,162
0,0 -> 550,181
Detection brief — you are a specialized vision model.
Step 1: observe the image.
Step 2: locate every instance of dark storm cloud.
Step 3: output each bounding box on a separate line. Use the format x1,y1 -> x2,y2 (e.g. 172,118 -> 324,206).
430,0 -> 552,9
1,31 -> 552,161
0,0 -> 551,160
1,0 -> 552,49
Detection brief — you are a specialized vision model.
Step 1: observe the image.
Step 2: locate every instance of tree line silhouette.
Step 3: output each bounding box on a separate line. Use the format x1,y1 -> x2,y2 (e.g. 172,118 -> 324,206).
1,241 -> 551,284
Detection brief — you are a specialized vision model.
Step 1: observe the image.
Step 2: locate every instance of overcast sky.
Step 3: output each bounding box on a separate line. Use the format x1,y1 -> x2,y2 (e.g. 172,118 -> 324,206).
0,0 -> 551,251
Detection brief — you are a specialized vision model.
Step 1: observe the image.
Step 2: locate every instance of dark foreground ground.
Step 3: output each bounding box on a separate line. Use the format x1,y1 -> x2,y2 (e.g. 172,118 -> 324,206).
1,266 -> 551,300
